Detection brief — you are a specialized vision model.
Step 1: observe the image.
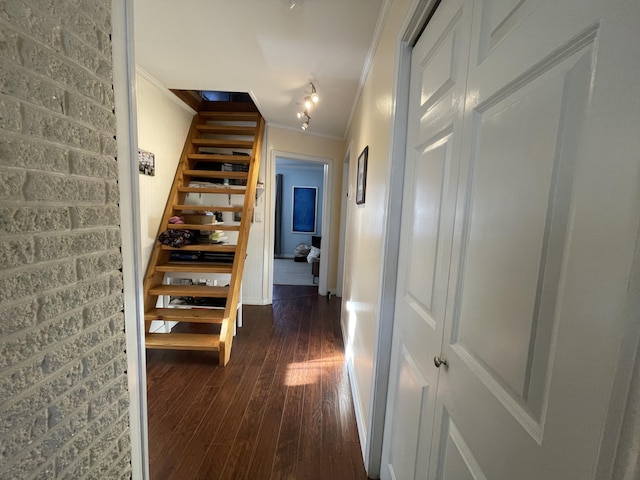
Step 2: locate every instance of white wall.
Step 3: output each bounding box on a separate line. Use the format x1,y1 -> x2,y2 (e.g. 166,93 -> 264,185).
341,0 -> 412,460
240,134 -> 268,304
135,70 -> 195,267
135,70 -> 195,332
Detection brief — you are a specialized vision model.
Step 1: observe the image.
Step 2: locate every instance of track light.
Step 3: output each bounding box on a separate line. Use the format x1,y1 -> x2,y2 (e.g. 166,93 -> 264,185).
284,0 -> 304,9
300,112 -> 310,130
304,84 -> 319,111
295,84 -> 319,131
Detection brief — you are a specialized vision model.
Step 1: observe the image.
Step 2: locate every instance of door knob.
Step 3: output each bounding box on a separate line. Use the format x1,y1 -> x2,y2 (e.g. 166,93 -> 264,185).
434,356 -> 448,368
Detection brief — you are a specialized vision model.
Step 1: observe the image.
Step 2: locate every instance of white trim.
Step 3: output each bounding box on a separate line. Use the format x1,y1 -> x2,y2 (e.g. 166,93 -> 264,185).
266,121 -> 345,141
135,66 -> 196,114
349,358 -> 369,460
277,159 -> 326,171
344,0 -> 394,139
261,126 -> 272,303
340,309 -> 368,461
371,0 -> 441,477
266,148 -> 334,300
111,1 -> 148,479
242,297 -> 271,306
336,146 -> 350,297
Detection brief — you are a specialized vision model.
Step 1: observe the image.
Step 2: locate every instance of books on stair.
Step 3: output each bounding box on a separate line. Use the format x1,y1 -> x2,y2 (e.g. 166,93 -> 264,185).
168,251 -> 235,263
209,230 -> 228,244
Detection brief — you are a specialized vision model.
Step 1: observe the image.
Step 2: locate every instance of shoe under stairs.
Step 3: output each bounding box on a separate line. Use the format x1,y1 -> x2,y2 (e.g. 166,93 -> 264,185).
143,103 -> 265,365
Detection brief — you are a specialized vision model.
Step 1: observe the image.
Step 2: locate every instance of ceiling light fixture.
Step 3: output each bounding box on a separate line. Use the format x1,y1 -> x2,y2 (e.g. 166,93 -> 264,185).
296,83 -> 319,131
303,84 -> 320,110
310,83 -> 319,104
300,112 -> 310,130
284,0 -> 304,10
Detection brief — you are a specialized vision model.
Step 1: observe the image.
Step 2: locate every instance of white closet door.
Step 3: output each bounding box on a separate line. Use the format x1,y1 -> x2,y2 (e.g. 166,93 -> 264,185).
382,0 -> 640,479
381,0 -> 473,478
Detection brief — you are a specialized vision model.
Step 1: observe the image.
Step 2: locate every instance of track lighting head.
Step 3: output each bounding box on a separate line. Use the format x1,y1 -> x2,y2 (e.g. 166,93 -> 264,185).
294,84 -> 318,131
284,0 -> 304,9
299,111 -> 310,130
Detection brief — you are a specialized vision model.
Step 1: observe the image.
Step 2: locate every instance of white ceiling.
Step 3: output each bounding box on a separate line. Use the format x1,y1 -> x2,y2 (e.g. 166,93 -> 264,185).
133,0 -> 385,139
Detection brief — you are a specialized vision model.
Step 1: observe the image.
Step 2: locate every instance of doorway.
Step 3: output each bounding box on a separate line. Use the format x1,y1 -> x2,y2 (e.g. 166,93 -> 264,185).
267,151 -> 333,301
273,157 -> 325,288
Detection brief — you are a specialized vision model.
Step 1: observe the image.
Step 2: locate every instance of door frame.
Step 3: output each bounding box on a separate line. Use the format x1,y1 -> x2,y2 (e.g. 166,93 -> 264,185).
111,0 -> 149,478
265,148 -> 334,302
364,0 -> 442,476
336,147 -> 350,297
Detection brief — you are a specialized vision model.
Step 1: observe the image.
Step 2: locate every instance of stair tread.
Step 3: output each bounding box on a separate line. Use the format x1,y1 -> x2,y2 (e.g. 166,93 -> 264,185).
156,262 -> 233,273
161,244 -> 236,252
145,332 -> 220,351
167,223 -> 240,231
196,125 -> 256,135
184,170 -> 248,179
178,186 -> 247,194
187,154 -> 251,164
145,308 -> 225,323
198,111 -> 259,121
192,139 -> 253,148
149,284 -> 229,297
173,205 -> 243,212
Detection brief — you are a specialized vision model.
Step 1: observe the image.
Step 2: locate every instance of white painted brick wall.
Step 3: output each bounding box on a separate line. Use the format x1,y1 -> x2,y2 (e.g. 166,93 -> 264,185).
0,0 -> 131,478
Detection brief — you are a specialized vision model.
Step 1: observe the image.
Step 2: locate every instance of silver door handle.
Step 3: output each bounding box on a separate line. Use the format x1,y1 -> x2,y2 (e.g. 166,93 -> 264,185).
434,356 -> 448,368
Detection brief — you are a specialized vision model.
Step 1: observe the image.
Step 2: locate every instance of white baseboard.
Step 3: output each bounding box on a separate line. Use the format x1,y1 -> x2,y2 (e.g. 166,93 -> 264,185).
347,357 -> 368,462
341,314 -> 368,465
242,297 -> 271,305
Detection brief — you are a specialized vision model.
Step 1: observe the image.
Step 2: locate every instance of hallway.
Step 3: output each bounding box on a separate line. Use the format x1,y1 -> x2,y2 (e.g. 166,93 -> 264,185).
146,286 -> 367,479
273,258 -> 317,286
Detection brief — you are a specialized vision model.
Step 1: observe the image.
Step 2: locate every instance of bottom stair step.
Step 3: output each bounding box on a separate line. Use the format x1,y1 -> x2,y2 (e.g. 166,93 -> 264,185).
145,308 -> 224,324
145,332 -> 220,351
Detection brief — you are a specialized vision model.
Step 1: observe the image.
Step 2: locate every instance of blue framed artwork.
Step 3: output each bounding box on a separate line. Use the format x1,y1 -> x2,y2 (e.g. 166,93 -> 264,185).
292,186 -> 317,234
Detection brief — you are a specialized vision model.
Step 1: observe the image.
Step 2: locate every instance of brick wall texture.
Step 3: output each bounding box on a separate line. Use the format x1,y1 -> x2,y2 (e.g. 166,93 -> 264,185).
0,0 -> 132,478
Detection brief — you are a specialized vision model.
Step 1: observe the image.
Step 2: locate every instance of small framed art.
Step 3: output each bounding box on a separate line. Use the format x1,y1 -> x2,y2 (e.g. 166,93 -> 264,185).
356,146 -> 368,205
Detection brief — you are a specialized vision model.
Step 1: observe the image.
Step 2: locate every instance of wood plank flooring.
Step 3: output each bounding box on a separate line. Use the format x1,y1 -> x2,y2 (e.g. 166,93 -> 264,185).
146,285 -> 369,480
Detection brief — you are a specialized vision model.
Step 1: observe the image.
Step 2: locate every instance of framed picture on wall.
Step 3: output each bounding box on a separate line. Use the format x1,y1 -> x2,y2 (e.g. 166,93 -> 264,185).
138,149 -> 155,176
292,186 -> 317,234
356,146 -> 368,205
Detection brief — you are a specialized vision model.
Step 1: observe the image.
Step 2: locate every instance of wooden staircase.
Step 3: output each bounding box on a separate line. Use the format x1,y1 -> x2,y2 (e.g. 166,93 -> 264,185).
143,103 -> 265,365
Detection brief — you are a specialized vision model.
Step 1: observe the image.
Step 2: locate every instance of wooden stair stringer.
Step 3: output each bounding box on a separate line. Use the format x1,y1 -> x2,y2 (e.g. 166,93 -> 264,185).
142,114 -> 200,333
219,115 -> 265,366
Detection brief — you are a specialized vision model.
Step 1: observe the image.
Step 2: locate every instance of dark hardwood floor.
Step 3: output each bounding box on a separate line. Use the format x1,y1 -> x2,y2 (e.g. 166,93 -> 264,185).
146,286 -> 369,480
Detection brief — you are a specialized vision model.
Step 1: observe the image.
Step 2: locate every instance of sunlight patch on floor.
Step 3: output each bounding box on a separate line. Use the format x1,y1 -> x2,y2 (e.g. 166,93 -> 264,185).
284,356 -> 343,386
